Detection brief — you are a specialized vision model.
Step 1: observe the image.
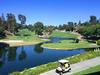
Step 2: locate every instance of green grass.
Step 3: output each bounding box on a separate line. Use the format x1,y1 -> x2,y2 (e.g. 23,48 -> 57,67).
73,65 -> 100,75
51,31 -> 77,38
10,50 -> 100,75
5,33 -> 40,41
42,40 -> 94,50
3,32 -> 46,43
42,31 -> 96,50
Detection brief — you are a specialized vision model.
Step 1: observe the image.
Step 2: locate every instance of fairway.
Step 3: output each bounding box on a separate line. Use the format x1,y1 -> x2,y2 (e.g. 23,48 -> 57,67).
42,40 -> 95,50
51,31 -> 77,38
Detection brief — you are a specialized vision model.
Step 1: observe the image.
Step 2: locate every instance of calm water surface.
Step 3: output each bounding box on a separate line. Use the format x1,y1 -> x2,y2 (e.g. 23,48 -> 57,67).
0,37 -> 86,75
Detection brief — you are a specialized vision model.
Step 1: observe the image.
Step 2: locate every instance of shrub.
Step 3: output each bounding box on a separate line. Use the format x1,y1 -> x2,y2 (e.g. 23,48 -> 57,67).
16,29 -> 32,36
97,40 -> 100,45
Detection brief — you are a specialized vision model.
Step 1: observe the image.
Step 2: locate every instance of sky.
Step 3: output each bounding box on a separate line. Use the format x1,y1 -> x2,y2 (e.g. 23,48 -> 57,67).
0,0 -> 100,25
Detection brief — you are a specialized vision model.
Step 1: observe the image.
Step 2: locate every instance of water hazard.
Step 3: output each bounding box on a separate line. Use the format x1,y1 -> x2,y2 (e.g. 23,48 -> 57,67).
0,37 -> 88,75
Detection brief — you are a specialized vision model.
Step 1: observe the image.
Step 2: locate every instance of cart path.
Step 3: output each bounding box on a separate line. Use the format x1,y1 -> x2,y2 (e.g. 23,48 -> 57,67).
40,56 -> 100,75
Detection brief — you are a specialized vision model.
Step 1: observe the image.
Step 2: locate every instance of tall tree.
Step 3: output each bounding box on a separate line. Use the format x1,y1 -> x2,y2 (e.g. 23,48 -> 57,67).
1,13 -> 6,30
18,14 -> 26,25
34,22 -> 44,35
7,13 -> 16,33
68,22 -> 74,31
68,22 -> 73,26
0,17 -> 5,34
1,13 -> 5,22
89,16 -> 97,25
0,17 -> 3,27
78,21 -> 81,25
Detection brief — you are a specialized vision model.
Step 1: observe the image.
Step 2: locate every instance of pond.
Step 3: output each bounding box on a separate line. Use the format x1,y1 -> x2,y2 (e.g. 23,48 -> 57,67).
0,37 -> 91,75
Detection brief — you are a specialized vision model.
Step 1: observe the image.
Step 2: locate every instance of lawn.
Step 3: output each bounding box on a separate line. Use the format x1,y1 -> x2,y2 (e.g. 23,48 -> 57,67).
51,31 -> 77,38
41,40 -> 95,50
5,33 -> 40,41
73,65 -> 100,75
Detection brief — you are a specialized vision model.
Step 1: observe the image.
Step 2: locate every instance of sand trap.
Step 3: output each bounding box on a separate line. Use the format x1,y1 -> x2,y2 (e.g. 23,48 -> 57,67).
0,40 -> 24,43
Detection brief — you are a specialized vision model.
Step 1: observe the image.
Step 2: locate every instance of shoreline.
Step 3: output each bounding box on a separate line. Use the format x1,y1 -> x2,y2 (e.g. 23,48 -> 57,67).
41,45 -> 99,50
41,40 -> 99,50
0,40 -> 45,47
1,39 -> 98,49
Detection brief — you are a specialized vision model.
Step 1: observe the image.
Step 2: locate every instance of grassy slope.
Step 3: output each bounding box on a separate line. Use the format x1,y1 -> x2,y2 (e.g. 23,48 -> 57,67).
51,31 -> 77,38
73,65 -> 100,75
42,40 -> 94,50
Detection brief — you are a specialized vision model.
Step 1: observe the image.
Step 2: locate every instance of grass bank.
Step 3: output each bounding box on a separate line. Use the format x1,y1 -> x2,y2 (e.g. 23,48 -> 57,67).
50,31 -> 77,38
0,33 -> 47,47
41,40 -> 97,50
10,50 -> 100,75
73,65 -> 100,75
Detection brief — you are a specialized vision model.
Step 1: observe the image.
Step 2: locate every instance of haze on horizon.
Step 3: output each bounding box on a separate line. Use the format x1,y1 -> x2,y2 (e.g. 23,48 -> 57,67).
0,0 -> 100,25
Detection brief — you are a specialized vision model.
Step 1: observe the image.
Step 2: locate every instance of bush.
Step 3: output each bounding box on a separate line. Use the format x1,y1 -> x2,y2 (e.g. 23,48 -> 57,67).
97,40 -> 100,45
16,29 -> 33,36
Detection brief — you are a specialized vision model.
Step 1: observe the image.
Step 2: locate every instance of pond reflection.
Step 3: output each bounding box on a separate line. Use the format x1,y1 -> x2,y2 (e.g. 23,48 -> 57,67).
18,46 -> 27,61
0,44 -> 86,75
7,47 -> 17,61
0,44 -> 8,68
34,43 -> 43,54
0,37 -> 99,75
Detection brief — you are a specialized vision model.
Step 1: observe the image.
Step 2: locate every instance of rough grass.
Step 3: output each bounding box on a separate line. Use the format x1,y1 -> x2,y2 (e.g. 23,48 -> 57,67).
41,40 -> 95,50
73,65 -> 100,75
10,50 -> 100,75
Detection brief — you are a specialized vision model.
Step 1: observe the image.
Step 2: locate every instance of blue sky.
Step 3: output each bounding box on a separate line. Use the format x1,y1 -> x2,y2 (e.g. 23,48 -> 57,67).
0,0 -> 100,25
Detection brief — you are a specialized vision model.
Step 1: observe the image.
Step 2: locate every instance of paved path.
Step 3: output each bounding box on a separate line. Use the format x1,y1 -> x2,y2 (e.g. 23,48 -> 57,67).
40,56 -> 100,75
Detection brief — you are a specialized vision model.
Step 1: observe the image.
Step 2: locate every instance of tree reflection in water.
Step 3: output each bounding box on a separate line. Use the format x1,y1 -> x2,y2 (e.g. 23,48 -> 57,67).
19,46 -> 26,61
0,45 -> 27,68
7,47 -> 17,61
0,43 -> 8,68
34,43 -> 44,54
0,48 -> 4,68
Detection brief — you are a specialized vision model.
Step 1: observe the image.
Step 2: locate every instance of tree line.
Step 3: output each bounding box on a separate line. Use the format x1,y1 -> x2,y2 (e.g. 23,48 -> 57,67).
77,16 -> 100,39
0,13 -> 26,36
0,13 -> 54,37
0,13 -> 100,38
